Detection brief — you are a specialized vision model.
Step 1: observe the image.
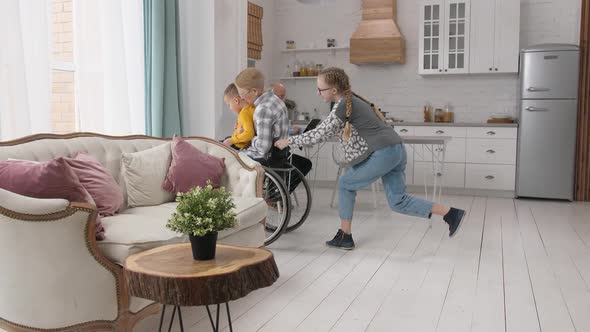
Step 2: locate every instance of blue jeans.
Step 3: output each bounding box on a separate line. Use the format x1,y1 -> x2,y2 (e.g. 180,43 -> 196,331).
338,144 -> 434,220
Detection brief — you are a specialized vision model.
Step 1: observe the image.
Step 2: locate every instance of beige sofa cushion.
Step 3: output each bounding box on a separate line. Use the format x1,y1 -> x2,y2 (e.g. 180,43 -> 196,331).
0,136 -> 261,205
98,196 -> 266,264
121,143 -> 174,207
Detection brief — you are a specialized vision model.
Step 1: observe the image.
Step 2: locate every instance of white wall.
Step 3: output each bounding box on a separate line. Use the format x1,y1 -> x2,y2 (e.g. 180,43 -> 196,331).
178,0 -> 216,137
270,0 -> 582,123
521,0 -> 582,45
249,0 -> 276,87
214,0 -> 248,138
178,0 -> 274,138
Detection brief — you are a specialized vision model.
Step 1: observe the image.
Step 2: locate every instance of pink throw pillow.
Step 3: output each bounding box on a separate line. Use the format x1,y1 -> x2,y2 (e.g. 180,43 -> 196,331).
66,153 -> 124,216
0,158 -> 91,203
0,158 -> 105,240
163,136 -> 226,193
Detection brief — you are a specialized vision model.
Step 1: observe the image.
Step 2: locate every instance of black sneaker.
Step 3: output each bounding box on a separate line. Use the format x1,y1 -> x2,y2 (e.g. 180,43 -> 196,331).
325,229 -> 355,250
444,207 -> 466,237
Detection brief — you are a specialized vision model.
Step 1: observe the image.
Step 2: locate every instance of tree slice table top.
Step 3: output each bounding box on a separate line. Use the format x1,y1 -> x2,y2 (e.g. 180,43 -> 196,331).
124,244 -> 279,306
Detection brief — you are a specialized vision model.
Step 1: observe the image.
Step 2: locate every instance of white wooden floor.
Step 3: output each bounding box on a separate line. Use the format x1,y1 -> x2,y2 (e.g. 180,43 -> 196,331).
115,190 -> 590,331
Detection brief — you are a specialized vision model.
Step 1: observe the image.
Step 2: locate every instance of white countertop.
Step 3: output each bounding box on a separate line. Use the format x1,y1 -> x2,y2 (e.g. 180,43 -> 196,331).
292,120 -> 518,128
389,121 -> 518,128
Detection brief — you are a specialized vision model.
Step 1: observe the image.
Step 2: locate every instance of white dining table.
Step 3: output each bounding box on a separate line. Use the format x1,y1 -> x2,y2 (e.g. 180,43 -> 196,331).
400,135 -> 452,202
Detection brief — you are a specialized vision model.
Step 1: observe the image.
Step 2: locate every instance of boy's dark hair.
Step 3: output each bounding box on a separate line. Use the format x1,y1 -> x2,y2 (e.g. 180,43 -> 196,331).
224,83 -> 239,98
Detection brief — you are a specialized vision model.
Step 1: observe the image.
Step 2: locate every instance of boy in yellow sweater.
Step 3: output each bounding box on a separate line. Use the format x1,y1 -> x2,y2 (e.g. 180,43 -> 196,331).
222,83 -> 255,149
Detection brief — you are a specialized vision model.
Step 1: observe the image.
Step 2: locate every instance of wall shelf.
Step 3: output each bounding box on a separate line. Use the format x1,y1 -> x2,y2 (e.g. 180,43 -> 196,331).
281,46 -> 349,53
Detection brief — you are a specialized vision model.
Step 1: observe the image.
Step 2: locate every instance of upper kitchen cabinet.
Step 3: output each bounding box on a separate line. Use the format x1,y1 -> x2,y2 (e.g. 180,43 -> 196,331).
419,1 -> 444,74
419,0 -> 471,75
419,0 -> 520,75
469,0 -> 520,73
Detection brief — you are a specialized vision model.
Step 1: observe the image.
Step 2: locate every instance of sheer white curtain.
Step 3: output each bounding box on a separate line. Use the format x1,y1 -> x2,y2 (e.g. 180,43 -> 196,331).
75,0 -> 145,135
0,0 -> 52,141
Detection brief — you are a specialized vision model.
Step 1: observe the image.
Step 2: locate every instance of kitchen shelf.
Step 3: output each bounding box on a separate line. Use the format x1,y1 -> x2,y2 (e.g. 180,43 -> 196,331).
281,46 -> 349,53
279,76 -> 318,81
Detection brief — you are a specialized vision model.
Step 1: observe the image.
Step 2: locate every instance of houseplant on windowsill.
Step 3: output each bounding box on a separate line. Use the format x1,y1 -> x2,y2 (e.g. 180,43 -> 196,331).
166,182 -> 237,260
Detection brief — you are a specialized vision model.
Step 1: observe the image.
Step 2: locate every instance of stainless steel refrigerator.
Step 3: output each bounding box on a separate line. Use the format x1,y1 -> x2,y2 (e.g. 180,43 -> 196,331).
516,44 -> 580,200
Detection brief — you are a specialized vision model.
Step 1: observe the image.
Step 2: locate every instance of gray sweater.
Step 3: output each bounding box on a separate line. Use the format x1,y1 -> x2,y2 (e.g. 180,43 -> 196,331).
288,95 -> 401,166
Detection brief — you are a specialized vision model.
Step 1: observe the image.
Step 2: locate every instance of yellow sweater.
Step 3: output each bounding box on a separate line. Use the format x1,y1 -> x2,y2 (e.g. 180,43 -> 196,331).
230,105 -> 255,148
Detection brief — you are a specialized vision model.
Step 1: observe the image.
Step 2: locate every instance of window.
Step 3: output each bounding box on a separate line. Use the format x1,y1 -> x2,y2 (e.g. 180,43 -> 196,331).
51,0 -> 77,134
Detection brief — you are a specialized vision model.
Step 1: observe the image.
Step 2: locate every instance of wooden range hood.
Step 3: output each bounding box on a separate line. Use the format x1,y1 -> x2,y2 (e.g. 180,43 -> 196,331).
350,0 -> 406,64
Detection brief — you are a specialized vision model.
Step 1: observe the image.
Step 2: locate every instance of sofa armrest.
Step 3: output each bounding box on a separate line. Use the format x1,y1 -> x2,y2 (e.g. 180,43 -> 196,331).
0,191 -> 123,330
0,188 -> 70,215
218,150 -> 264,199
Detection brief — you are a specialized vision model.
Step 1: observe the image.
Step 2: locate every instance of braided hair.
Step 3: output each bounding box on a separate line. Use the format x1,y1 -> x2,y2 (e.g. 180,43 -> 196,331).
318,67 -> 386,141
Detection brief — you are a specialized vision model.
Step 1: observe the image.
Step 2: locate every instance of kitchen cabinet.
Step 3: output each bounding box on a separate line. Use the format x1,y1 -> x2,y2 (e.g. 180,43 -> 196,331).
419,0 -> 470,75
419,1 -> 444,74
466,164 -> 516,190
469,0 -> 520,73
409,125 -> 517,192
415,161 -> 466,188
464,126 -> 517,191
413,126 -> 466,163
303,124 -> 518,195
419,0 -> 520,75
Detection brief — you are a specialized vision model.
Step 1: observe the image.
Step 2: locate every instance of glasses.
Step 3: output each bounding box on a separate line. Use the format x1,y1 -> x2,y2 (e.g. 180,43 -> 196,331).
317,87 -> 331,95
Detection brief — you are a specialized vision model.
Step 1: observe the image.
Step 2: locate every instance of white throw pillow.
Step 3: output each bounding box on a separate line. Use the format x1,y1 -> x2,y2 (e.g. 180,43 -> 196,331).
121,143 -> 175,207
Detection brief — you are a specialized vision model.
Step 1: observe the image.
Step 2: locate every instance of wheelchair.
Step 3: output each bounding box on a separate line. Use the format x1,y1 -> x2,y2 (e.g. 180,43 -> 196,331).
258,147 -> 312,246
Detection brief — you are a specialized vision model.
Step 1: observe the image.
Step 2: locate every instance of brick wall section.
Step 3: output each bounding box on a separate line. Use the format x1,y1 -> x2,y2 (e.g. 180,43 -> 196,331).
52,0 -> 73,62
51,0 -> 76,134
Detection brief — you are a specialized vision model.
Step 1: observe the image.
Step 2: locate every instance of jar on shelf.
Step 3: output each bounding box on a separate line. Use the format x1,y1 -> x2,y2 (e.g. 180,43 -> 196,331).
423,105 -> 432,122
434,108 -> 445,122
286,40 -> 295,49
443,104 -> 453,122
300,63 -> 308,77
292,61 -> 301,77
308,61 -> 317,76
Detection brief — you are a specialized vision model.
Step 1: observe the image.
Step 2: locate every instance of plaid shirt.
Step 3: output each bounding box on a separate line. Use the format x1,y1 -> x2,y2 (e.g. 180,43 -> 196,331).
245,91 -> 289,160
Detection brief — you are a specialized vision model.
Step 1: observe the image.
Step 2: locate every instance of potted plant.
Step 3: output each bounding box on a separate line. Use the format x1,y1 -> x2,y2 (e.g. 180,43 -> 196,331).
166,182 -> 237,260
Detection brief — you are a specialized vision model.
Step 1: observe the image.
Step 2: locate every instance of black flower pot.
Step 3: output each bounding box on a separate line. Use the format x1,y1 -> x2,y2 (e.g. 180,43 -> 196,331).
189,232 -> 218,260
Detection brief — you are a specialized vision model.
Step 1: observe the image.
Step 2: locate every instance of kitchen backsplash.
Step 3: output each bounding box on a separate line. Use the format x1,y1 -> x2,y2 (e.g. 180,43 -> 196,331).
271,0 -> 580,125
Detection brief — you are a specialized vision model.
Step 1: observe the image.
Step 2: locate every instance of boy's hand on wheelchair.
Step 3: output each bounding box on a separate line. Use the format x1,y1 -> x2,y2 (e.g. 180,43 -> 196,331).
274,139 -> 289,150
223,138 -> 233,147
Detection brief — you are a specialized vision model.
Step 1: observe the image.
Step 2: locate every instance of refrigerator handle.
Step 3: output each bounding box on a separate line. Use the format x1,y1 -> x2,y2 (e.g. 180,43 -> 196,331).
526,87 -> 550,92
525,106 -> 549,112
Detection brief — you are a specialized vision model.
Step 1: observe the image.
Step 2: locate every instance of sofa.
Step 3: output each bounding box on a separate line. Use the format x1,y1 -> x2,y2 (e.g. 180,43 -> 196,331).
0,133 -> 267,331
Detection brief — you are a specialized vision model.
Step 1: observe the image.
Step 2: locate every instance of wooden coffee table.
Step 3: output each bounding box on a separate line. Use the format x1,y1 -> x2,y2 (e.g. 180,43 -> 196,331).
124,243 -> 279,331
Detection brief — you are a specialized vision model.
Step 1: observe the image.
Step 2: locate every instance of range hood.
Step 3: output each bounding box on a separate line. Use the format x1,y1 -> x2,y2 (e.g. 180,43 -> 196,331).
350,0 -> 406,64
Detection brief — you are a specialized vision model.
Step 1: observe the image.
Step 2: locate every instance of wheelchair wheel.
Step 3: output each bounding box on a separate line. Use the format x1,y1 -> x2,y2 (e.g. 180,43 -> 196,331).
261,167 -> 291,246
283,167 -> 312,233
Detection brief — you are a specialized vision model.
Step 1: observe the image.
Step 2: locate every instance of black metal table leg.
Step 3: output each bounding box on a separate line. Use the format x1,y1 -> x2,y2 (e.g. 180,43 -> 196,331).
215,304 -> 220,332
178,306 -> 184,332
168,306 -> 176,332
158,305 -> 185,332
158,305 -> 167,332
204,302 -> 233,332
226,302 -> 233,332
206,305 -> 216,331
